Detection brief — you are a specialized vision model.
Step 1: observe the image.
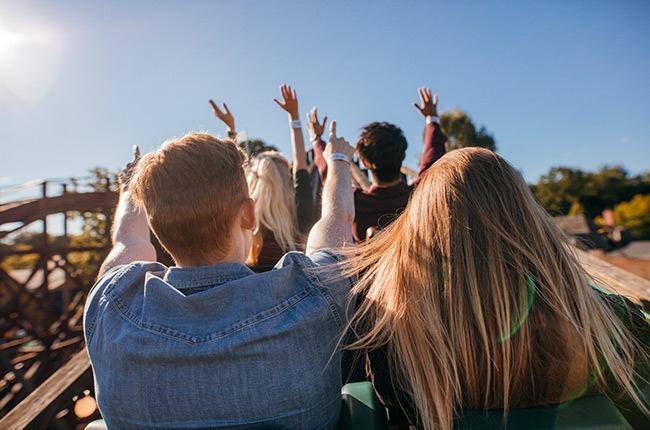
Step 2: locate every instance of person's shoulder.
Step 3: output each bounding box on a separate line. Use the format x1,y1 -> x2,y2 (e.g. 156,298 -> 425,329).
354,187 -> 376,205
275,249 -> 346,270
596,290 -> 650,343
85,261 -> 167,342
92,261 -> 168,300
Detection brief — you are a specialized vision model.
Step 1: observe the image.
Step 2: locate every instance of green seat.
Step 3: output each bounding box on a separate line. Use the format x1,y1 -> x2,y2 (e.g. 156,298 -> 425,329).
340,381 -> 388,430
615,383 -> 650,430
339,381 -> 641,429
455,395 -> 632,429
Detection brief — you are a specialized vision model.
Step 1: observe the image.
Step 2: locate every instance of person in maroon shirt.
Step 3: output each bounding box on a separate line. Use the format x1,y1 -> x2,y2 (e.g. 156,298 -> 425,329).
310,87 -> 447,241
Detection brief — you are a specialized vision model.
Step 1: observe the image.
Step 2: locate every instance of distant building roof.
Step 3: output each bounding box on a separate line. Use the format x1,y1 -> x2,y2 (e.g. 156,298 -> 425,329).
605,241 -> 650,260
554,214 -> 609,250
555,215 -> 595,235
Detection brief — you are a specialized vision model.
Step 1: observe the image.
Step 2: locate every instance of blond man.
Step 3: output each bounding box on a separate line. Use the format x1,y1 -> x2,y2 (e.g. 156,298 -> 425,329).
84,124 -> 355,429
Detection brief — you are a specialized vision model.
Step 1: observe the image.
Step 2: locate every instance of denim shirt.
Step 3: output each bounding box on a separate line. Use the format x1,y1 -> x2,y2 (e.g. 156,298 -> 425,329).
84,250 -> 353,429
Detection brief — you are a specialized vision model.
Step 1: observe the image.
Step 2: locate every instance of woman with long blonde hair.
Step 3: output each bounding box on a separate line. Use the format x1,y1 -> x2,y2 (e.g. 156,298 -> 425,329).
210,85 -> 315,266
345,147 -> 649,429
245,150 -> 302,264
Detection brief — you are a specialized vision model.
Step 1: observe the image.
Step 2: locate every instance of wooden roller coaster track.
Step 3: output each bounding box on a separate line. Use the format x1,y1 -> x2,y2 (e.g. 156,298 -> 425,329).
0,179 -> 117,427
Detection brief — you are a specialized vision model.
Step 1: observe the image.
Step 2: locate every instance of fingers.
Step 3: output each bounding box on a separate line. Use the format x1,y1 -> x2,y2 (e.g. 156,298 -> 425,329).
132,145 -> 140,160
273,98 -> 284,108
322,116 -> 328,127
418,88 -> 426,106
279,84 -> 298,103
210,99 -> 225,116
433,93 -> 438,105
223,102 -> 230,114
412,102 -> 424,115
329,120 -> 337,139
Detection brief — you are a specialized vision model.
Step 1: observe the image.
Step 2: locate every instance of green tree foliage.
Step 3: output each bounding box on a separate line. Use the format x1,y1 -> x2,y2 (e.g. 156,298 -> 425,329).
439,109 -> 496,152
532,165 -> 650,219
239,139 -> 278,157
532,167 -> 588,216
1,231 -> 42,270
67,167 -> 119,283
614,194 -> 650,240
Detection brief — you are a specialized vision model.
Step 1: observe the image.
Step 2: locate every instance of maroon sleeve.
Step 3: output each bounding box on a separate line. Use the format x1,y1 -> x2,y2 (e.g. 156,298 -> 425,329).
312,137 -> 328,185
413,121 -> 447,186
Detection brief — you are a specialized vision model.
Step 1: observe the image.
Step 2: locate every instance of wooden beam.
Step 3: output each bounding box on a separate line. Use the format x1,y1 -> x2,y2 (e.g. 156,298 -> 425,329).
401,165 -> 418,179
350,164 -> 371,191
575,248 -> 650,304
0,349 -> 92,430
0,191 -> 118,227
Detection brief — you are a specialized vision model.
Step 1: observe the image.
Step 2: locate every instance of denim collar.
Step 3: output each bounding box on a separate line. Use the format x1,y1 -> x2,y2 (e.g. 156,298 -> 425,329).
163,263 -> 254,290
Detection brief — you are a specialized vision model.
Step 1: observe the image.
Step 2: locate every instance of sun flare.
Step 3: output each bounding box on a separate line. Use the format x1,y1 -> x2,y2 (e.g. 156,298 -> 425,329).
0,25 -> 29,61
0,20 -> 65,104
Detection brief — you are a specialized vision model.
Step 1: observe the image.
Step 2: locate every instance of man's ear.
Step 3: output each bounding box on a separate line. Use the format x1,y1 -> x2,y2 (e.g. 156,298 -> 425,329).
241,198 -> 255,230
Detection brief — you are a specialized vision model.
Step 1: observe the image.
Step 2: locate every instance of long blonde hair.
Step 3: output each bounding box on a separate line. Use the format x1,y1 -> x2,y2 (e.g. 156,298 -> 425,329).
345,147 -> 648,430
246,151 -> 300,264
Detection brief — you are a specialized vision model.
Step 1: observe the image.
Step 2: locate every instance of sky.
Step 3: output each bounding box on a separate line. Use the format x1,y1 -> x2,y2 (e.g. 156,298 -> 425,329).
0,0 -> 649,203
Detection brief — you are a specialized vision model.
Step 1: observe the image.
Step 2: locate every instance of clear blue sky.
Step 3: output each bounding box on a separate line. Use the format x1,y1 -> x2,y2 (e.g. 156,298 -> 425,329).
1,0 -> 649,201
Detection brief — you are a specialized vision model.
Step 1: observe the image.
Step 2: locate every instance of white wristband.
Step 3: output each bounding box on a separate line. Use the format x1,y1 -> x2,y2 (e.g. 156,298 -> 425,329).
328,153 -> 350,164
290,119 -> 301,129
426,116 -> 439,124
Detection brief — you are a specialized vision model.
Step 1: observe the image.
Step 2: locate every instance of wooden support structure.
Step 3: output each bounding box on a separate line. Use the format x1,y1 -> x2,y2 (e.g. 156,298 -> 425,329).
0,180 -> 118,423
0,349 -> 93,430
576,248 -> 650,304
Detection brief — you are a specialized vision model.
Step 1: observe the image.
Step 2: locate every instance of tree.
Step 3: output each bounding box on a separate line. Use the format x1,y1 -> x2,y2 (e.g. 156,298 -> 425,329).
439,109 -> 496,152
66,167 -> 119,284
614,194 -> 650,240
531,165 -> 650,219
239,139 -> 278,157
531,167 -> 587,216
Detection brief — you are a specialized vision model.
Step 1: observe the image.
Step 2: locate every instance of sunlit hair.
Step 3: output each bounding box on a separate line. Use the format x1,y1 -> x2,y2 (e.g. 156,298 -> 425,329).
344,147 -> 648,430
130,133 -> 248,265
246,151 -> 300,265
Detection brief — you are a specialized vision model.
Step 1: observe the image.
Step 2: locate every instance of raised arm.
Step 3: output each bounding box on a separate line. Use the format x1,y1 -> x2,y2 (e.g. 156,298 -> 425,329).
307,107 -> 329,185
274,84 -> 308,174
306,121 -> 355,254
209,100 -> 237,141
412,87 -> 447,185
98,146 -> 156,277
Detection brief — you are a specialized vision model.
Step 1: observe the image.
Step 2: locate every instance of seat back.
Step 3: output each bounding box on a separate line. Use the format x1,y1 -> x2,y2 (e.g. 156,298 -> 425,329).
339,381 -> 642,430
339,382 -> 388,430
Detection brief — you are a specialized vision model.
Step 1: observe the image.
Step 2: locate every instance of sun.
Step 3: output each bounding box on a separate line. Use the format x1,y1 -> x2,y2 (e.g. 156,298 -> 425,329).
0,25 -> 29,62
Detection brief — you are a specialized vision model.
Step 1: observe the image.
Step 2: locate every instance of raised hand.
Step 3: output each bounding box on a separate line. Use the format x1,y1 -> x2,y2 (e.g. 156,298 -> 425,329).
209,100 -> 235,132
273,84 -> 299,119
324,121 -> 355,160
306,107 -> 327,141
412,87 -> 438,118
119,145 -> 140,193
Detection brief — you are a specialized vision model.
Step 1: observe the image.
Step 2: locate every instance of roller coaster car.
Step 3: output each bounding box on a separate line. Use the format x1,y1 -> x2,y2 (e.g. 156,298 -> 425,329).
84,381 -> 649,430
341,381 -> 650,430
